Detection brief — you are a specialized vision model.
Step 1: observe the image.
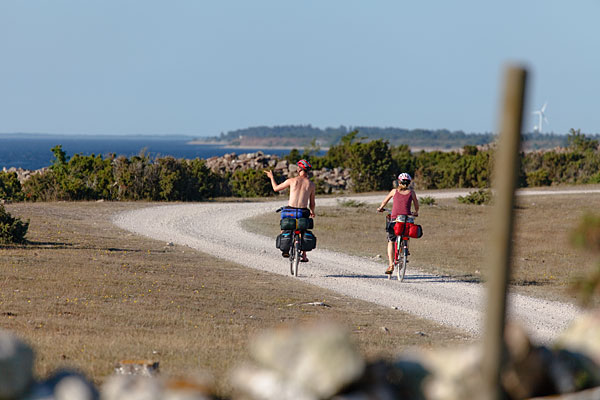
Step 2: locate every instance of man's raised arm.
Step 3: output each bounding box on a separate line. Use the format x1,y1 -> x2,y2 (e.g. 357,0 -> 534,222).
264,170 -> 291,192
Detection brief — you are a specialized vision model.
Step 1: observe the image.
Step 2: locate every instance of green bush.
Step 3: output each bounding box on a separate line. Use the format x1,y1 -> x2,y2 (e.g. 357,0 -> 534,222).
414,147 -> 492,189
457,189 -> 492,205
348,139 -> 395,192
391,144 -> 417,180
230,168 -> 274,197
22,171 -> 61,202
419,196 -> 436,206
336,198 -> 367,208
0,205 -> 29,244
526,169 -> 551,187
21,147 -> 227,202
568,128 -> 599,153
0,172 -> 24,201
113,153 -> 161,200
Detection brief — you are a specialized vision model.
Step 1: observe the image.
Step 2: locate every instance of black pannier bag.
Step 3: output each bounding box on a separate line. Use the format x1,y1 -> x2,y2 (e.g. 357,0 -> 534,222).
276,231 -> 293,252
301,231 -> 317,251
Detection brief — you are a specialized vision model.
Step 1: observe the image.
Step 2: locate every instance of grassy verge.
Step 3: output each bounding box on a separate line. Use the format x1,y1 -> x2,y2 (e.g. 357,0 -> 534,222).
243,193 -> 600,305
1,202 -> 469,397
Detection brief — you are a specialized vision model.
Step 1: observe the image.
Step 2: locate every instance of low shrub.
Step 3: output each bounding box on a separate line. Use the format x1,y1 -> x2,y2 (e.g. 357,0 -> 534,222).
0,205 -> 29,244
336,198 -> 367,208
419,196 -> 436,206
526,169 -> 551,187
457,189 -> 492,205
230,169 -> 274,198
0,172 -> 24,202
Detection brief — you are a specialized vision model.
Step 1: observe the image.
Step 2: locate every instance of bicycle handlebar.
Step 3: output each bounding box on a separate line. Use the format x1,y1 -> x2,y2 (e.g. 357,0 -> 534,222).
377,207 -> 417,217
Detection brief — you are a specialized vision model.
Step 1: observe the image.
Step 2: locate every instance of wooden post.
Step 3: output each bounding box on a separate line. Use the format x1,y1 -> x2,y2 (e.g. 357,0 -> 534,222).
482,65 -> 527,400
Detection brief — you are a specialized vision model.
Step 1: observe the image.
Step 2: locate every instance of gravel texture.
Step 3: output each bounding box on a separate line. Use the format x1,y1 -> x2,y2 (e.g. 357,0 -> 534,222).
112,189 -> 599,343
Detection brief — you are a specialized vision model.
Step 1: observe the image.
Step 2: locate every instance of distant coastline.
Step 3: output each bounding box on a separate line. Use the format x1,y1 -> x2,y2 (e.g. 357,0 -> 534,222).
187,140 -> 330,151
0,136 -> 301,170
186,139 -> 465,153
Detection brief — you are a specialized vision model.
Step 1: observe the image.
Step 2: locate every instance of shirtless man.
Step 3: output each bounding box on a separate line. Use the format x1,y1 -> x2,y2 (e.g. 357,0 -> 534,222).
265,159 -> 316,217
265,159 -> 316,261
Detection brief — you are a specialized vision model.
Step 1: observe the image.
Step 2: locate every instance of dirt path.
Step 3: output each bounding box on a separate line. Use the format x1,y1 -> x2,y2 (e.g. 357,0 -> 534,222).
112,188 -> 599,343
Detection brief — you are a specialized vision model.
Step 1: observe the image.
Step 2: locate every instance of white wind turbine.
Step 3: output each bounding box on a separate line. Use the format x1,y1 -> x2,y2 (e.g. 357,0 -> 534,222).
532,102 -> 549,133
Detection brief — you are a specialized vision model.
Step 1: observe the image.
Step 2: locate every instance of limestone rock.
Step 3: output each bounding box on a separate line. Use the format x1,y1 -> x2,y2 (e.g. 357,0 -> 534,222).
114,359 -> 159,376
231,366 -> 316,400
419,344 -> 484,400
101,375 -> 161,400
24,370 -> 98,400
555,310 -> 600,365
162,375 -> 215,400
242,323 -> 365,399
0,329 -> 35,399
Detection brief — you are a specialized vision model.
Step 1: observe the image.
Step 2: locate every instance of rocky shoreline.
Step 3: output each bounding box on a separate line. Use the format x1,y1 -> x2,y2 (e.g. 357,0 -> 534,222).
3,151 -> 353,194
204,151 -> 351,192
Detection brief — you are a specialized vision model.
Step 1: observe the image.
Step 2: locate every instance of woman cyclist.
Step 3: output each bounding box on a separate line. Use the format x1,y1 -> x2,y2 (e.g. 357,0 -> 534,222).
377,173 -> 419,275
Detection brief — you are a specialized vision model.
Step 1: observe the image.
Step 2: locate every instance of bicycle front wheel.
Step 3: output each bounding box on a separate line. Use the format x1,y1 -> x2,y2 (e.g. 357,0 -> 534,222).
399,240 -> 408,282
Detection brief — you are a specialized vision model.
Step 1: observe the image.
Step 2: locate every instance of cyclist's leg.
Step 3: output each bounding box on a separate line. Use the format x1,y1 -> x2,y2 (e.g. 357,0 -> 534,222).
385,225 -> 396,273
300,250 -> 308,262
385,240 -> 396,274
387,241 -> 394,267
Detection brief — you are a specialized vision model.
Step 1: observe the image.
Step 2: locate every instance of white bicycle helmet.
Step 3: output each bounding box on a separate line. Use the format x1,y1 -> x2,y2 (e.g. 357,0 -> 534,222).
398,172 -> 412,182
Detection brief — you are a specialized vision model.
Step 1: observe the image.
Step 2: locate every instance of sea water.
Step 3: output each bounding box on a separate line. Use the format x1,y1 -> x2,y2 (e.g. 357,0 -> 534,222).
0,134 -> 313,170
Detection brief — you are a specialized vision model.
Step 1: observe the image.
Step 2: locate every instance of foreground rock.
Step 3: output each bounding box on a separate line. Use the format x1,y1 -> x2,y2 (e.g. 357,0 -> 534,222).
2,310 -> 600,399
0,329 -> 34,399
231,323 -> 365,400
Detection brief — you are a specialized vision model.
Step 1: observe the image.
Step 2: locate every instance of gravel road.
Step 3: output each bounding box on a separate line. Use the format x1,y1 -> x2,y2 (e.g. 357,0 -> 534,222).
112,189 -> 599,343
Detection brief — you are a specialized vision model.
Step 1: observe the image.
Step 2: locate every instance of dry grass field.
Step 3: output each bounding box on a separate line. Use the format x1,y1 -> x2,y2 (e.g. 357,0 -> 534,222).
244,190 -> 600,305
0,202 -> 469,397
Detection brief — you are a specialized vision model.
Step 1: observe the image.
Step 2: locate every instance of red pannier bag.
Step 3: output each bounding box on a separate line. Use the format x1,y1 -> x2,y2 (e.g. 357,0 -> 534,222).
394,222 -> 423,238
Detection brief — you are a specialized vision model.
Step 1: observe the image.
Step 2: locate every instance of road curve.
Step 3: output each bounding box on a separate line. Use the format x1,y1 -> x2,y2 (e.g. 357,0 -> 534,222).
112,189 -> 599,343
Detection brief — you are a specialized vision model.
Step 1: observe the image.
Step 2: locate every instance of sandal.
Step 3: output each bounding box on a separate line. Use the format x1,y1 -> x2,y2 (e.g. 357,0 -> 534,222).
385,265 -> 394,274
300,256 -> 309,262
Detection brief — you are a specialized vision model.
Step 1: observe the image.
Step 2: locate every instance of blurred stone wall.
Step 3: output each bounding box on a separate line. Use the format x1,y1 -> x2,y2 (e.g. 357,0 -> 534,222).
2,311 -> 600,400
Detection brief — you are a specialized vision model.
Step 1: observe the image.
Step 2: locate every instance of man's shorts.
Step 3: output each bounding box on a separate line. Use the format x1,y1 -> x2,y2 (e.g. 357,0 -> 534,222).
281,206 -> 310,219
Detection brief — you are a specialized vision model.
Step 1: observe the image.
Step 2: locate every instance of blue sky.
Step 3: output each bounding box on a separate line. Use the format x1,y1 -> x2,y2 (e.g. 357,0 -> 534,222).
1,1 -> 598,136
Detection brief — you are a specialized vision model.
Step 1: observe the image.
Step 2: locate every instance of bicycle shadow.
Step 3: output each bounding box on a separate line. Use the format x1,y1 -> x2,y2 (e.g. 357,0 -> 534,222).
324,273 -> 386,280
324,273 -> 458,284
400,274 -> 456,283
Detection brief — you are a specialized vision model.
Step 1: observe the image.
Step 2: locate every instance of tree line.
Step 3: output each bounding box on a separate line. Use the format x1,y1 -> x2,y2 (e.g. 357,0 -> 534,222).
0,129 -> 598,202
211,124 -> 596,150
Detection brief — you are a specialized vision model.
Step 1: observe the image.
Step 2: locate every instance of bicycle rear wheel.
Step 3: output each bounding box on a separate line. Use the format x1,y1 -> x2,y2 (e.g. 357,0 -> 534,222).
289,234 -> 296,275
293,236 -> 301,277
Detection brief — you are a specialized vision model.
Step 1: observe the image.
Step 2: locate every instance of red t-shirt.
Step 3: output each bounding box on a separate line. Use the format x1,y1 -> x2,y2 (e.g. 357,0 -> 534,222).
391,190 -> 413,219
